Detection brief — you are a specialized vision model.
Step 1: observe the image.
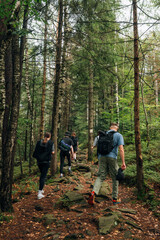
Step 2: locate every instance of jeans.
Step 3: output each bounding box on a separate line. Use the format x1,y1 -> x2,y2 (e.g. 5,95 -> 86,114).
38,162 -> 50,190
93,156 -> 119,199
60,151 -> 71,174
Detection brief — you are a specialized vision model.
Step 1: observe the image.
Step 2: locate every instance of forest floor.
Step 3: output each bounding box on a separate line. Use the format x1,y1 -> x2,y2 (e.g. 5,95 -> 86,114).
0,152 -> 160,240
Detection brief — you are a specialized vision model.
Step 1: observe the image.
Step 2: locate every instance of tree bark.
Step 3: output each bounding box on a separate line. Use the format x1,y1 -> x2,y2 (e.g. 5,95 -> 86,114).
88,63 -> 94,161
0,40 -> 7,184
133,0 -> 144,195
51,0 -> 63,175
140,78 -> 150,146
61,1 -> 70,133
0,35 -> 21,211
25,44 -> 34,173
40,2 -> 48,139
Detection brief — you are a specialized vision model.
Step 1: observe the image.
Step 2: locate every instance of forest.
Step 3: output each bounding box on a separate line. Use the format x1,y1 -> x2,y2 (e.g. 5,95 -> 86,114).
0,0 -> 160,239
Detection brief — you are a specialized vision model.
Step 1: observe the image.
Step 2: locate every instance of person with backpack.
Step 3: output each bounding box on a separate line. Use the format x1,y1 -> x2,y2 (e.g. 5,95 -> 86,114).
71,131 -> 78,162
88,122 -> 126,205
58,131 -> 74,178
33,132 -> 54,199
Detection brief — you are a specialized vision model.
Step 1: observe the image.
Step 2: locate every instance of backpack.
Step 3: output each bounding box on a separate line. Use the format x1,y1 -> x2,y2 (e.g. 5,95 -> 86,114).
97,130 -> 116,155
59,139 -> 71,152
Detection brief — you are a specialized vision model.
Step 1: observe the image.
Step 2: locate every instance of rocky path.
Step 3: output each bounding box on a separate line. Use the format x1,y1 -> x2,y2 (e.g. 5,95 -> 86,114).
0,154 -> 160,240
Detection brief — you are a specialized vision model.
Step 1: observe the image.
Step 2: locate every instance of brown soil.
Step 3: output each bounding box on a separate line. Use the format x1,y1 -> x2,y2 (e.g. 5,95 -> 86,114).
0,160 -> 160,240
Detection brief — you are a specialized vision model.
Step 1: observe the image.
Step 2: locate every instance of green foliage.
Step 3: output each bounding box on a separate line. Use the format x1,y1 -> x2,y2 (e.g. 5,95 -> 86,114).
0,214 -> 13,224
12,176 -> 38,200
122,143 -> 160,185
13,161 -> 38,180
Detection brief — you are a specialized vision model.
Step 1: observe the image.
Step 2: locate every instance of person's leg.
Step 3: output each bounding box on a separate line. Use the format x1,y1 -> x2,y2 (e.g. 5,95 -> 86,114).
66,152 -> 72,172
60,151 -> 65,176
88,156 -> 108,205
108,157 -> 119,200
92,156 -> 108,194
39,163 -> 49,190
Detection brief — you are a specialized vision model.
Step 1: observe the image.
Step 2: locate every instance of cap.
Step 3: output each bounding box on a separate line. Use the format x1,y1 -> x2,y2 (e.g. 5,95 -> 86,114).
65,131 -> 71,137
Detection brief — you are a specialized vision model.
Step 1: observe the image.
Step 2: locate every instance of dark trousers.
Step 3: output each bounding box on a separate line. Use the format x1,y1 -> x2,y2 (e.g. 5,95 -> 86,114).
38,162 -> 50,190
60,151 -> 71,174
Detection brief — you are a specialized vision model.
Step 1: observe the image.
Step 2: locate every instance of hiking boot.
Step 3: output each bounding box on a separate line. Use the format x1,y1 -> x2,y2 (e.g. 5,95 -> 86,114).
88,191 -> 95,205
112,198 -> 121,205
37,190 -> 44,200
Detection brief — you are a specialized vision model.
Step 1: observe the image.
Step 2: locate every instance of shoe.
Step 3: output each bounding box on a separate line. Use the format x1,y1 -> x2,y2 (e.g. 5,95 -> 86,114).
74,158 -> 77,163
88,191 -> 95,205
60,173 -> 63,178
113,198 -> 121,205
37,190 -> 44,199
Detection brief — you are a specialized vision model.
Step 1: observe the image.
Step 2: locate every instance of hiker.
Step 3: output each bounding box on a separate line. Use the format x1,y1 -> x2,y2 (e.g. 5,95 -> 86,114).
33,132 -> 54,200
71,131 -> 78,162
58,131 -> 74,178
88,122 -> 126,205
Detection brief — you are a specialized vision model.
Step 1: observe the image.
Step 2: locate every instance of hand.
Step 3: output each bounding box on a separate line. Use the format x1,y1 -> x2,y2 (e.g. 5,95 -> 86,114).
121,164 -> 126,170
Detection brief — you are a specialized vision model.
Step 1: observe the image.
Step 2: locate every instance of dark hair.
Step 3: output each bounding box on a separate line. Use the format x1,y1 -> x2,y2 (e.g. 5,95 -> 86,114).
65,131 -> 71,137
44,132 -> 51,138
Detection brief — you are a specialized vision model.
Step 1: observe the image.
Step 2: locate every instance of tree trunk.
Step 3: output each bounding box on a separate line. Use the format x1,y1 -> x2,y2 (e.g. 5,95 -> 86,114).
61,1 -> 70,133
0,40 -> 7,185
140,78 -> 150,147
88,62 -> 94,161
40,2 -> 48,139
133,0 -> 144,195
24,108 -> 29,162
0,35 -> 21,211
115,65 -> 119,124
25,44 -> 34,173
51,0 -> 63,175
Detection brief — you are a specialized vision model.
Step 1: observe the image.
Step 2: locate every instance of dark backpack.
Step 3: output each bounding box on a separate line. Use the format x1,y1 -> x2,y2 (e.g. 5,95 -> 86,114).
97,130 -> 116,155
58,139 -> 71,152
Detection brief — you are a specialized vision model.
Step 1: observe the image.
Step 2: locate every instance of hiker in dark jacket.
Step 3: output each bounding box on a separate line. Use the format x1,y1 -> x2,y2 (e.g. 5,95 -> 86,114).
33,132 -> 54,199
58,131 -> 74,178
71,131 -> 78,162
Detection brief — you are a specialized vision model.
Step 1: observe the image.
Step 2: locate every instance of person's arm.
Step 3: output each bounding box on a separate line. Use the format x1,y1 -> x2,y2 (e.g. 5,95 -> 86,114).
70,145 -> 74,156
119,145 -> 126,170
92,136 -> 98,149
